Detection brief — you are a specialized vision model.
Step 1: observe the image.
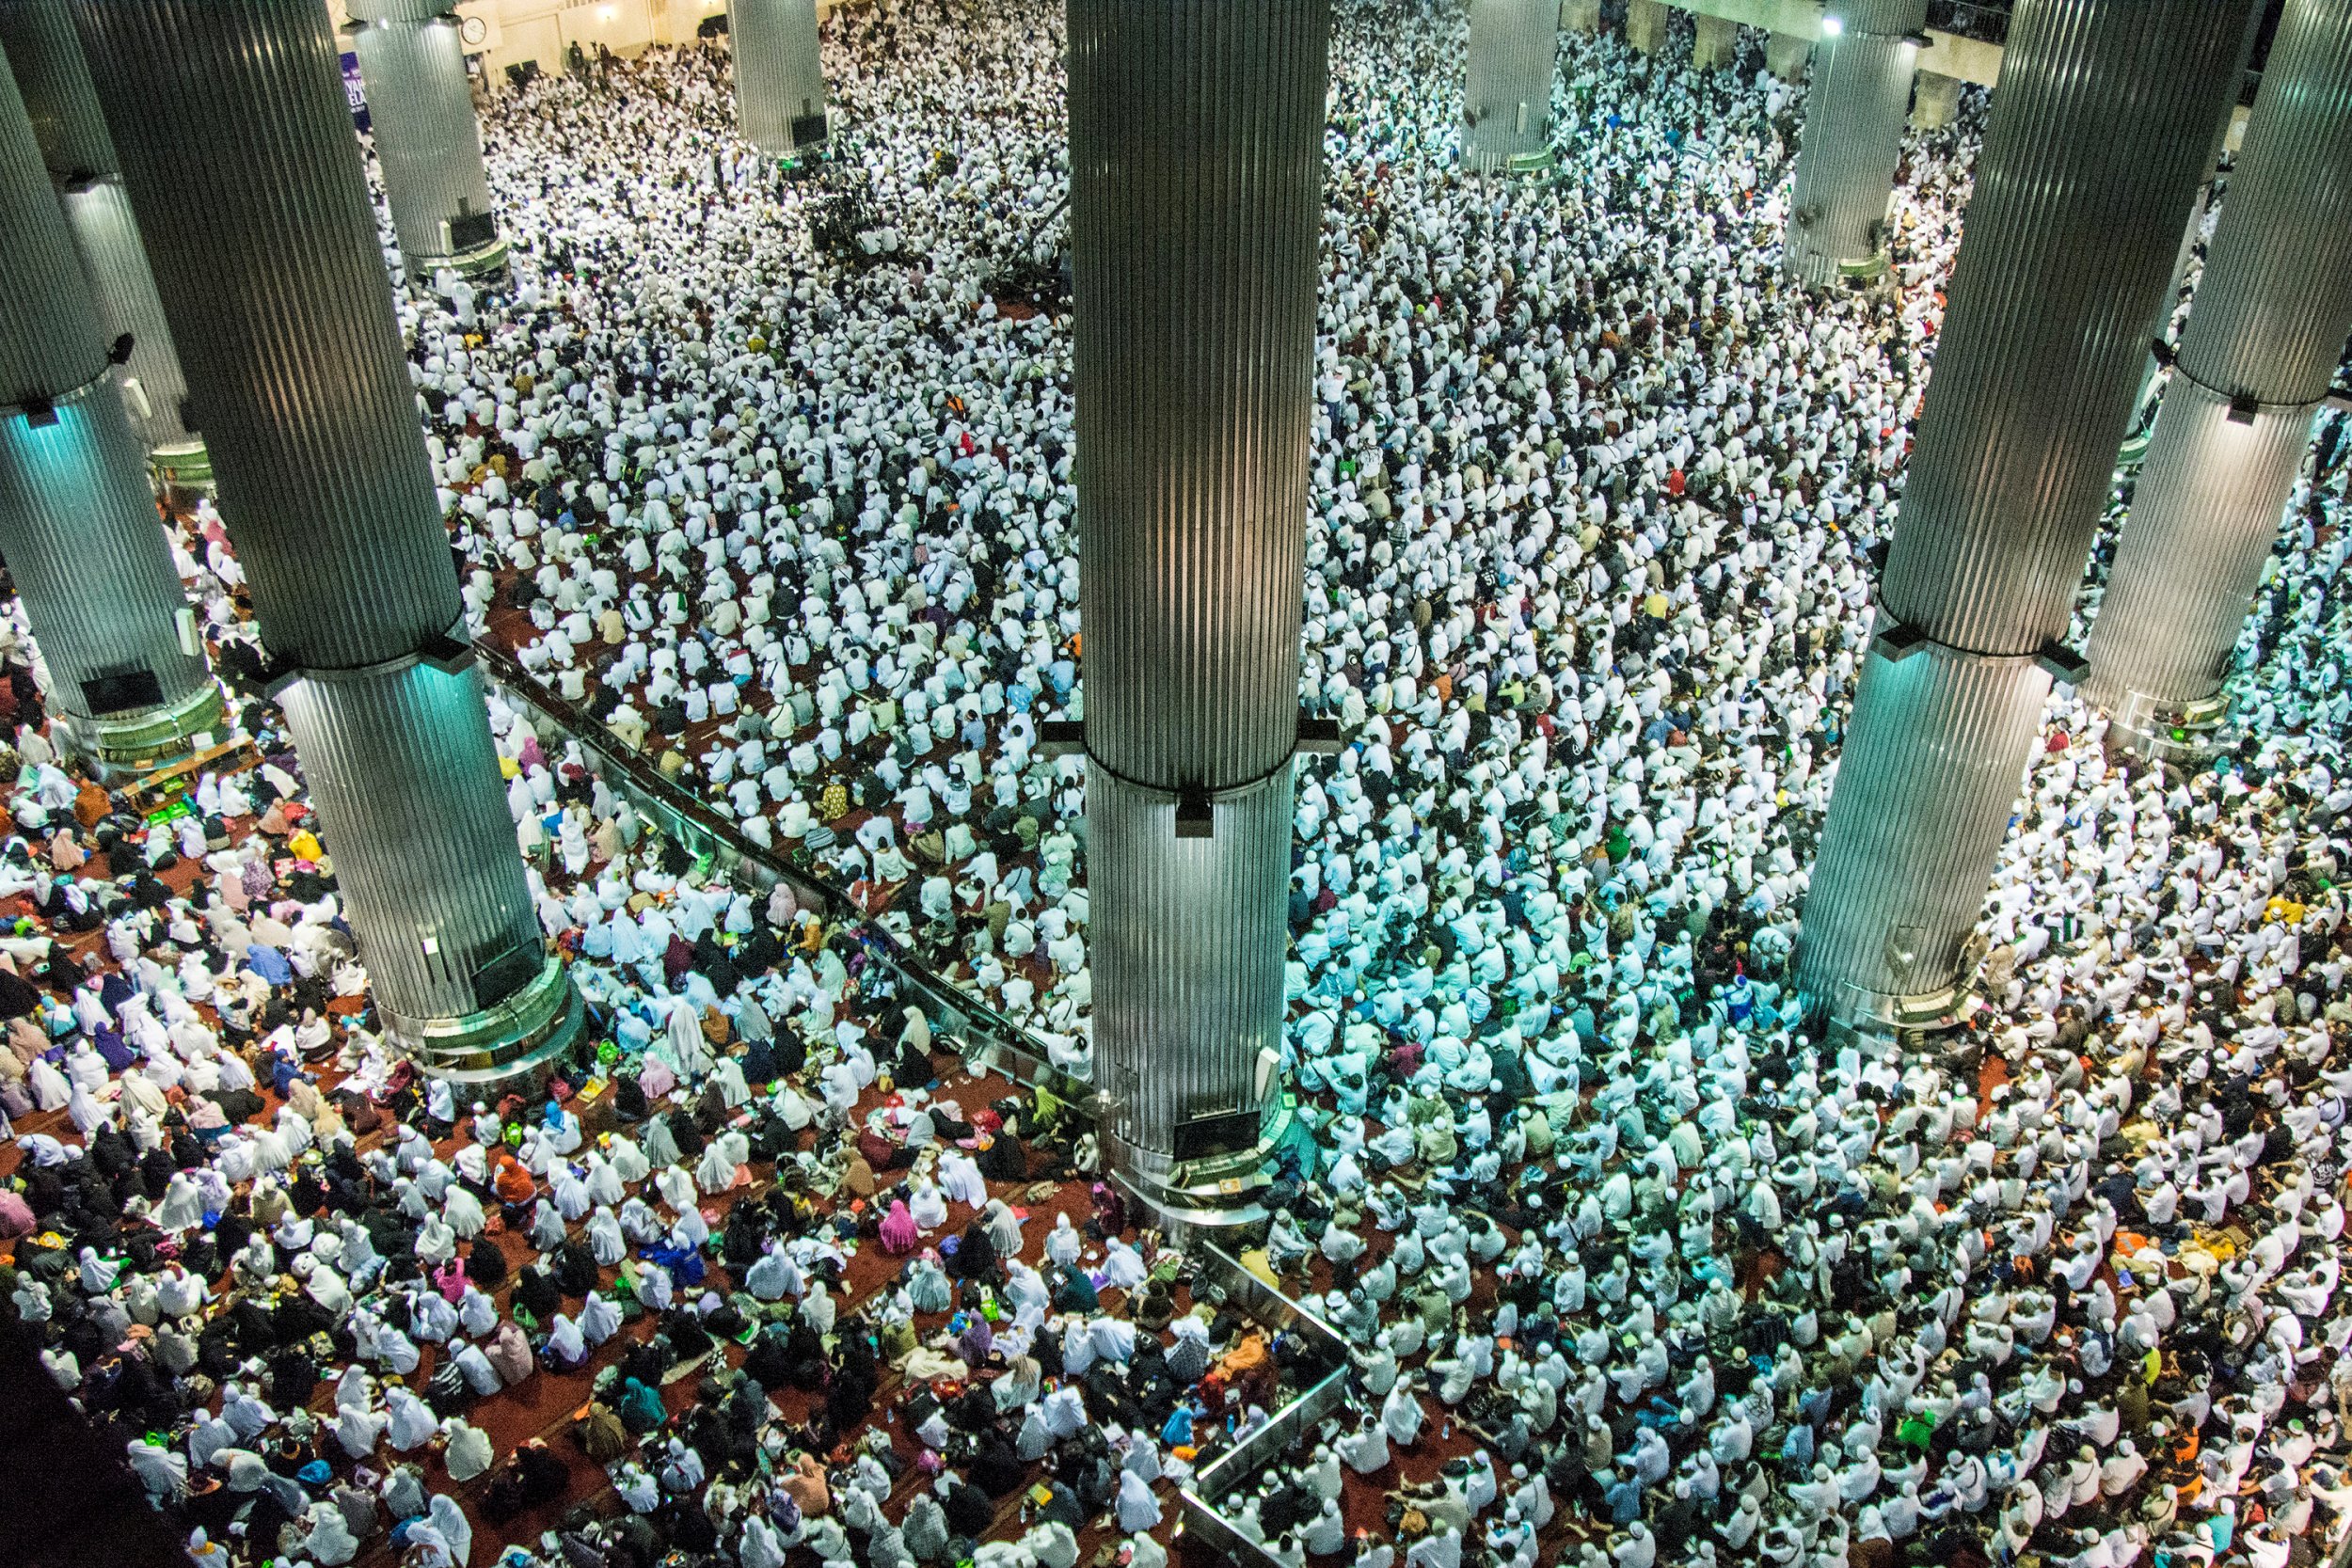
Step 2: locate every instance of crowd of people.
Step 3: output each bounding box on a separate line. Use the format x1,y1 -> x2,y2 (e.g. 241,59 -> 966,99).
0,610 -> 1327,1568
1,0 -> 2349,1566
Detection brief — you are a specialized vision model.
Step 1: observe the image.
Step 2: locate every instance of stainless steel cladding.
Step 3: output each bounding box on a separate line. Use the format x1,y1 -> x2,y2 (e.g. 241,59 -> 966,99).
1069,0 -> 1324,791
274,660 -> 547,1034
1794,641 -> 2052,1013
72,0 -> 564,1061
1464,0 -> 1557,171
2163,0 -> 2352,410
0,382 -> 212,735
60,178 -> 194,451
2083,385 -> 2320,709
72,0 -> 467,671
0,49 -> 209,747
0,0 -> 113,179
1797,0 -> 2258,1019
348,0 -> 499,272
1876,0 -> 2256,659
726,0 -> 825,155
2084,0 -> 2352,714
1784,0 -> 1926,285
0,31 -> 103,403
1087,769 -> 1295,1175
1068,0 -> 1327,1172
0,0 -> 198,455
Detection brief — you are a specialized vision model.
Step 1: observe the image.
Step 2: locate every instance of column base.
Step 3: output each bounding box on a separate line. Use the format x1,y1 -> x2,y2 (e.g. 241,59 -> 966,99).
755,110 -> 836,162
1560,0 -> 1600,34
1817,977 -> 1977,1033
1106,1096 -> 1295,1233
1468,145 -> 1558,174
150,439 -> 213,493
1793,633 -> 2054,1015
386,952 -> 584,1085
790,109 -> 834,154
405,233 -> 512,283
1788,246 -> 1891,287
2102,691 -> 2233,764
56,680 -> 225,778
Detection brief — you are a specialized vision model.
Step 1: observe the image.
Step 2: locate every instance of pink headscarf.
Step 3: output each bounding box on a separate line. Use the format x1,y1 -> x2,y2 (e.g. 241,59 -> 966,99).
880,1198 -> 919,1256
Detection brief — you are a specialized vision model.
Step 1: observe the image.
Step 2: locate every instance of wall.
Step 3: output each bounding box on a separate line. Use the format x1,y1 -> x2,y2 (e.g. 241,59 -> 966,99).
662,0 -> 727,42
464,0 -> 875,81
1650,0 -> 2008,87
1923,29 -> 2002,86
469,0 -> 654,80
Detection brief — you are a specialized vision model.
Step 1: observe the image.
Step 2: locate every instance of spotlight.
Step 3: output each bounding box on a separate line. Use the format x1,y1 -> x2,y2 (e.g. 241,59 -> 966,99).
1820,15 -> 1843,37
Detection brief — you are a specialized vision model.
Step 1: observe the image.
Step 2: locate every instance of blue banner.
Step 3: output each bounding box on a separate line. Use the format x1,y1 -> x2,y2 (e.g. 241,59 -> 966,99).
341,50 -> 370,133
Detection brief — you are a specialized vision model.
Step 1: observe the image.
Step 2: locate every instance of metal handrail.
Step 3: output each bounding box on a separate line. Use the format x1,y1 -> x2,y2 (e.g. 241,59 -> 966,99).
467,640 -> 1082,1102
1169,1243 -> 1358,1560
469,647 -> 1379,1567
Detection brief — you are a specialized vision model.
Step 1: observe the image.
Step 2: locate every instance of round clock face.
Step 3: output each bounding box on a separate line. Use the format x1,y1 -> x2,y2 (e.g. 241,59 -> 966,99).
460,13 -> 489,44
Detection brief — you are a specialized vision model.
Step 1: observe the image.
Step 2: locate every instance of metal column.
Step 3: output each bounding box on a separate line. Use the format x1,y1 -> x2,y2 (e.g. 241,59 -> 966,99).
2122,37 -> 2250,457
347,0 -> 504,279
0,37 -> 216,770
1069,0 -> 1325,1208
2083,0 -> 2352,740
1464,0 -> 1556,172
1796,0 -> 2257,1026
726,0 -> 826,156
0,0 -> 200,479
1785,0 -> 1927,285
73,0 -> 578,1081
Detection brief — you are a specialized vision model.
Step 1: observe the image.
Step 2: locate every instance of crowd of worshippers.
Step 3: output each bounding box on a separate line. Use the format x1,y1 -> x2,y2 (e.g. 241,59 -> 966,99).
0,672 -> 1360,1568
387,0 -> 1980,1058
382,0 -> 2352,1561
1,0 -> 2350,1566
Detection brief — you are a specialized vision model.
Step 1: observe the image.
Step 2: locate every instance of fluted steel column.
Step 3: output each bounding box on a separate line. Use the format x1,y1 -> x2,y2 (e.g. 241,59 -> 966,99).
1797,0 -> 2256,1025
0,37 -> 215,769
1464,0 -> 1556,171
1070,0 -> 1324,1200
2124,59 -> 2246,451
0,0 -> 199,476
1785,0 -> 1927,285
73,0 -> 577,1080
726,0 -> 825,155
2085,0 -> 2352,733
347,0 -> 504,278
